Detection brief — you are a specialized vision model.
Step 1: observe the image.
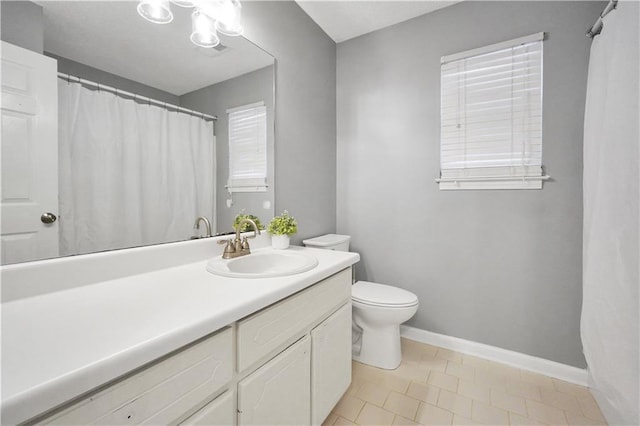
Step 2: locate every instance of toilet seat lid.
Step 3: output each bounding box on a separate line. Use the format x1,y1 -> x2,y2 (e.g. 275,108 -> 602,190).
352,281 -> 418,307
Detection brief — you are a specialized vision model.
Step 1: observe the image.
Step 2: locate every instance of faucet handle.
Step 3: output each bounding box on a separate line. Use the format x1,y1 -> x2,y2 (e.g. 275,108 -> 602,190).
220,239 -> 236,259
241,237 -> 251,251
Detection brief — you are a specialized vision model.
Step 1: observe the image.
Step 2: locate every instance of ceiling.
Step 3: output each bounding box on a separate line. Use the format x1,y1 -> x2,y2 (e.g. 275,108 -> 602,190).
295,1 -> 460,43
38,1 -> 274,96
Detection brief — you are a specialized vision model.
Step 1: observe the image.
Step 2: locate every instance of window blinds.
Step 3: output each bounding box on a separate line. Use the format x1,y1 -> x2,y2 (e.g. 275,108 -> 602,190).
439,33 -> 546,190
227,102 -> 267,192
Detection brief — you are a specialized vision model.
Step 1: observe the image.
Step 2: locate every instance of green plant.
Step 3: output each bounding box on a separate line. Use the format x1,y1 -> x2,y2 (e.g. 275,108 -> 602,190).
267,210 -> 298,236
233,213 -> 264,232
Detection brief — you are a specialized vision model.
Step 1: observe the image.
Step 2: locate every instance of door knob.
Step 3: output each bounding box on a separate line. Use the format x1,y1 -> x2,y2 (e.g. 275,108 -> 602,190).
41,212 -> 57,224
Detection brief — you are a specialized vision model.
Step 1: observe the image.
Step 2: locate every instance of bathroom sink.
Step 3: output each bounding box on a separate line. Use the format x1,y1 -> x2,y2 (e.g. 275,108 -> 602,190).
206,249 -> 319,278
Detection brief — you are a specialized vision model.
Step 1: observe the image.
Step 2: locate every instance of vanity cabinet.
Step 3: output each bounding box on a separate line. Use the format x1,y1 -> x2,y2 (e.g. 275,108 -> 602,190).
235,267 -> 351,426
31,268 -> 352,426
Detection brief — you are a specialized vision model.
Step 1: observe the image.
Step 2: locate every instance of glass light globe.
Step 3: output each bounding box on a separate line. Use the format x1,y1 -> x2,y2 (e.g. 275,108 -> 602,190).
190,9 -> 220,48
137,0 -> 173,24
215,0 -> 243,36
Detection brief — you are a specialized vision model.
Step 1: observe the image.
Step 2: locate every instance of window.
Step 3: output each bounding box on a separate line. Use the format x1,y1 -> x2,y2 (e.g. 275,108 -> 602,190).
439,33 -> 547,190
227,102 -> 267,192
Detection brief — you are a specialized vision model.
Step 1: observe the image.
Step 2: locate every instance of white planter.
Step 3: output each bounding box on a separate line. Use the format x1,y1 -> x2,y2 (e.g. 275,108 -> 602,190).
271,234 -> 290,250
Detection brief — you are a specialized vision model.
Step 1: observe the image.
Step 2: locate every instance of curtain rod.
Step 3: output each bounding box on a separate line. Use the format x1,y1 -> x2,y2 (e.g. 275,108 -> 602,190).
586,0 -> 618,38
57,72 -> 217,121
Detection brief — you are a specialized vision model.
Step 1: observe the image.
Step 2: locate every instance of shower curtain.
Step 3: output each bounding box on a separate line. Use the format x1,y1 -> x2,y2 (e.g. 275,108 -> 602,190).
582,1 -> 639,425
58,81 -> 214,256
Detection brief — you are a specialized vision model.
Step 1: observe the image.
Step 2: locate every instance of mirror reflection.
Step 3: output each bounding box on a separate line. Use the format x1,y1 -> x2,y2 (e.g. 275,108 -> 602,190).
1,1 -> 275,265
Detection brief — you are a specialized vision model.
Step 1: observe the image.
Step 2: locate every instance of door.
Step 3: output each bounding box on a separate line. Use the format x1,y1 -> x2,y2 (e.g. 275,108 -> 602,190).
1,41 -> 58,264
238,335 -> 311,425
311,303 -> 352,425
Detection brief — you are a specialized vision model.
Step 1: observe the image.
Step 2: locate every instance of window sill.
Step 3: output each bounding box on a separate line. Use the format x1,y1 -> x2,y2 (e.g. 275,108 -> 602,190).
226,186 -> 268,193
436,175 -> 550,190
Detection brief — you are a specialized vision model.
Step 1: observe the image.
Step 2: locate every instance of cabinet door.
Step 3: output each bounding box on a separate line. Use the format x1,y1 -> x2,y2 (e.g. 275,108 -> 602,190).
311,303 -> 352,425
180,390 -> 235,426
238,336 -> 311,426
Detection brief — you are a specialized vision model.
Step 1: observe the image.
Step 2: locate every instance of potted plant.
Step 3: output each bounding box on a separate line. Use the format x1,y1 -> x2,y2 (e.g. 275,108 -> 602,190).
233,213 -> 264,233
267,210 -> 297,249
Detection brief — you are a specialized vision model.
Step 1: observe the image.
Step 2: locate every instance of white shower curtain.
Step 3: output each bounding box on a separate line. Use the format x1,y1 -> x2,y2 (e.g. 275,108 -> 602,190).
582,1 -> 639,425
58,81 -> 214,256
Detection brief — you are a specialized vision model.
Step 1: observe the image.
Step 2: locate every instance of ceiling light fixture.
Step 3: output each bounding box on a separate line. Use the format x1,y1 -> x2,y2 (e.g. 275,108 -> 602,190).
137,0 -> 243,47
209,0 -> 243,36
137,0 -> 173,24
190,9 -> 220,48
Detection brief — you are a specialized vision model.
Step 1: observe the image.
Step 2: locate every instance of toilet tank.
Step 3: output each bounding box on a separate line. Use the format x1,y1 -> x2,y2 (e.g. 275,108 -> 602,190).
302,234 -> 351,251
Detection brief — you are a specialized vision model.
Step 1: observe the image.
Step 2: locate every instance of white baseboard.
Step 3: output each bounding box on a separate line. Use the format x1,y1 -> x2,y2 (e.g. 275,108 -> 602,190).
400,325 -> 588,387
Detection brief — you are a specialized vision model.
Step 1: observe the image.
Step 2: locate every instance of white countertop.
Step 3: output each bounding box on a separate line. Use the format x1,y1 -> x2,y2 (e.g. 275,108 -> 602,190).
1,244 -> 359,425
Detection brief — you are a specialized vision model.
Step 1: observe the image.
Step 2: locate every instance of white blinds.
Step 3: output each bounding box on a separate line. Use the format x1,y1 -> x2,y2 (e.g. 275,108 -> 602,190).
439,33 -> 546,190
227,102 -> 267,192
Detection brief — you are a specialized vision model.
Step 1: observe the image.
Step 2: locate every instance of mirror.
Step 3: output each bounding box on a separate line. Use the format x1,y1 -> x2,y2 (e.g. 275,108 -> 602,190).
1,1 -> 275,265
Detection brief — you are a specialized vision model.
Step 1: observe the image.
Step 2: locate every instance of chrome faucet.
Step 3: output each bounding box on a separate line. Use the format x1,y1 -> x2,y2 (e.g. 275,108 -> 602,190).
193,216 -> 212,238
221,218 -> 261,259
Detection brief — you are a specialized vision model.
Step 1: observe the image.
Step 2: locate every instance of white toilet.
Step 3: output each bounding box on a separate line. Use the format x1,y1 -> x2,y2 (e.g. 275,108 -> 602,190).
303,234 -> 419,370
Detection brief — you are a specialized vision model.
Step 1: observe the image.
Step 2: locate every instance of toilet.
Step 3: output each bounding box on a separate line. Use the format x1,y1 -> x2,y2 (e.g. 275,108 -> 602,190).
303,234 -> 418,370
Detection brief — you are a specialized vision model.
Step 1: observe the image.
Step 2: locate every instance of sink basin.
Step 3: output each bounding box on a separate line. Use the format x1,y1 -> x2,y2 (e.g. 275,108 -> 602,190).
206,250 -> 319,278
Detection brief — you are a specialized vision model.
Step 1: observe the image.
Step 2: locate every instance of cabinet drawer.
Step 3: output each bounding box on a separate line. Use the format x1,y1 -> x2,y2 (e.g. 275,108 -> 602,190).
237,268 -> 351,372
181,390 -> 235,426
42,328 -> 233,425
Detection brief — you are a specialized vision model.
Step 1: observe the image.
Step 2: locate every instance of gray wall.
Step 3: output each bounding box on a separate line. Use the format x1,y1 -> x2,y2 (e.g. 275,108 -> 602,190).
181,66 -> 275,233
337,1 -> 604,368
242,1 -> 337,243
0,1 -> 43,53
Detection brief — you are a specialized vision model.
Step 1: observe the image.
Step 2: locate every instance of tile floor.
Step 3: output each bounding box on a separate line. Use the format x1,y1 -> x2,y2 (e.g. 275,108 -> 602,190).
324,339 -> 607,426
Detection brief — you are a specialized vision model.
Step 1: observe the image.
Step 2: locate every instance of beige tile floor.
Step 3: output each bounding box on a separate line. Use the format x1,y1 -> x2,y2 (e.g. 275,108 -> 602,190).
324,339 -> 607,426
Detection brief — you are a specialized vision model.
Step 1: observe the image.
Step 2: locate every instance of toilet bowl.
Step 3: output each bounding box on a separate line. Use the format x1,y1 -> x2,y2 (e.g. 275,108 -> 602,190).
303,234 -> 419,370
352,281 -> 418,369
